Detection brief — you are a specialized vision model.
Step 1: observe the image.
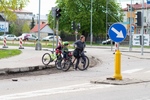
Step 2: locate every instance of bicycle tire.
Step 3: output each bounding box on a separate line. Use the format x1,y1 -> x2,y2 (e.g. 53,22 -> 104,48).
55,55 -> 63,70
42,53 -> 52,66
77,56 -> 89,71
61,59 -> 71,71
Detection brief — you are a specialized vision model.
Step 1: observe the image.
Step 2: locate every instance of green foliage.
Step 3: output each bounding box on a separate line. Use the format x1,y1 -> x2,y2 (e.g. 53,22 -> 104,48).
22,21 -> 30,33
48,0 -> 124,38
0,49 -> 22,59
9,22 -> 17,34
30,17 -> 35,29
0,0 -> 29,21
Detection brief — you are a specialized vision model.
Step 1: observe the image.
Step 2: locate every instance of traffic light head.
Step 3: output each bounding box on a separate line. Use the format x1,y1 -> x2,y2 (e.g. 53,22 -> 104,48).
135,11 -> 141,27
71,21 -> 76,30
77,23 -> 80,30
56,8 -> 61,19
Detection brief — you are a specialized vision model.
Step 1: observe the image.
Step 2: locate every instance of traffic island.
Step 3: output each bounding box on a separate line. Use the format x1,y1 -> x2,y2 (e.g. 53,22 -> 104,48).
90,78 -> 150,85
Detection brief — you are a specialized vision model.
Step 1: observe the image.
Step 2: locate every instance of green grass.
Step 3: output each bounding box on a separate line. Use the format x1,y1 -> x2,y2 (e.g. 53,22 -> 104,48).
0,49 -> 22,59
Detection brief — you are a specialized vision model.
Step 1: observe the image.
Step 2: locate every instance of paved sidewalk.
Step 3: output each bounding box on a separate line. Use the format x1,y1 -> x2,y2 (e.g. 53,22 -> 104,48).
0,46 -> 54,74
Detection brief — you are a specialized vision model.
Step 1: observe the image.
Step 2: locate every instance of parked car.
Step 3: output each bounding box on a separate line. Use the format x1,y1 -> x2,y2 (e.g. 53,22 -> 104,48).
42,36 -> 61,41
24,34 -> 38,41
102,39 -> 115,45
16,34 -> 27,41
0,34 -> 17,41
16,34 -> 38,41
0,34 -> 7,40
5,34 -> 17,41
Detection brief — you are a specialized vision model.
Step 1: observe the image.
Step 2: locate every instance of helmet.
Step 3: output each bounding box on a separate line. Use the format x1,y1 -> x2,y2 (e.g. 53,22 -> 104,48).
63,41 -> 69,46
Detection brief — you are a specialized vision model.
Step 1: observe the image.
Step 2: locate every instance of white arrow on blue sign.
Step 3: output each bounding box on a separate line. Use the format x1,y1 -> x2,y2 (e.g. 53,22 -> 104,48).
147,0 -> 150,4
108,23 -> 127,43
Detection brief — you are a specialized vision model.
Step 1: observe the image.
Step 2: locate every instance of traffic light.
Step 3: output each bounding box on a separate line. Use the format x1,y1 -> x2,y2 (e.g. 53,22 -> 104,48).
135,11 -> 142,27
55,8 -> 61,19
77,23 -> 80,31
71,21 -> 76,30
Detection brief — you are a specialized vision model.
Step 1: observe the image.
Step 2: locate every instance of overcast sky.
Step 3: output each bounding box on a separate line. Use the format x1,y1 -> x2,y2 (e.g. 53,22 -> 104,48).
24,0 -> 57,15
24,0 -> 145,15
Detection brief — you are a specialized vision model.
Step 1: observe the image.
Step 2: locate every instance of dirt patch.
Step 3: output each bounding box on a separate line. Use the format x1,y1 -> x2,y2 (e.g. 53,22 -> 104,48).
0,56 -> 101,80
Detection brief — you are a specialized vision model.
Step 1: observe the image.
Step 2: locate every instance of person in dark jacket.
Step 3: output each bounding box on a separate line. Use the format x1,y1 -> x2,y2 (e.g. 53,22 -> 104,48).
73,35 -> 86,70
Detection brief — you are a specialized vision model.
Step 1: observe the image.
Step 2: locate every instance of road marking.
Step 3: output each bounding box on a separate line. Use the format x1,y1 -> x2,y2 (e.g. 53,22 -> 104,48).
122,68 -> 143,74
0,83 -> 114,100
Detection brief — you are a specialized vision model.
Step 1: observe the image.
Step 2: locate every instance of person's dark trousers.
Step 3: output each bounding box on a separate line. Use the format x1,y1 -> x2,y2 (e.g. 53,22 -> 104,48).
75,52 -> 86,70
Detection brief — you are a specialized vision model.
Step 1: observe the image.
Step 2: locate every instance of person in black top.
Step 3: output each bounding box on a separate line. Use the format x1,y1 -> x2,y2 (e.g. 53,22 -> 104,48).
73,35 -> 86,70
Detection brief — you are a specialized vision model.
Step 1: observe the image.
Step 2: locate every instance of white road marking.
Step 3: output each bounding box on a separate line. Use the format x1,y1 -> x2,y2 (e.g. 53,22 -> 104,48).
122,68 -> 143,74
0,83 -> 114,100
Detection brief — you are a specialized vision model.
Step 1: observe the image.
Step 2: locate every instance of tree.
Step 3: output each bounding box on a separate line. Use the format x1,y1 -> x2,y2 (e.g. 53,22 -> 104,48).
0,0 -> 29,21
30,17 -> 35,29
9,22 -> 17,35
22,21 -> 30,33
48,0 -> 124,38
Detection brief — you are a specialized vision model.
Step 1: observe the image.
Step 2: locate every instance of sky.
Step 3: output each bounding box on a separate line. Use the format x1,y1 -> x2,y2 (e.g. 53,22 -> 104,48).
24,0 -> 57,15
24,0 -> 144,15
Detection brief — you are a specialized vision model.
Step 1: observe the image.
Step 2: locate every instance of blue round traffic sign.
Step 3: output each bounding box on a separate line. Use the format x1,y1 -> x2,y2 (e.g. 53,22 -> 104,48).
108,23 -> 127,43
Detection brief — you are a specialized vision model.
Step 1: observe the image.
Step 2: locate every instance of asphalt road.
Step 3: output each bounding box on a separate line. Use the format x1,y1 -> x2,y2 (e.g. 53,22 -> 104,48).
0,47 -> 150,100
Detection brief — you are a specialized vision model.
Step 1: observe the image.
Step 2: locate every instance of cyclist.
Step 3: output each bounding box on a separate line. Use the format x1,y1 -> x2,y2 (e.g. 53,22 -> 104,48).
62,41 -> 69,60
73,35 -> 86,70
55,42 -> 63,59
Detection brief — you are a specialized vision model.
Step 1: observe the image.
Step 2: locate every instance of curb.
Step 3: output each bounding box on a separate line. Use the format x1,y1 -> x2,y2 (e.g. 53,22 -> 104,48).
90,78 -> 150,85
0,65 -> 55,75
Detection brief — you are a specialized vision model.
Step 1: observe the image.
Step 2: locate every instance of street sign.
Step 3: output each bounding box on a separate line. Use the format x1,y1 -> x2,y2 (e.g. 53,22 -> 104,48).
108,23 -> 127,43
0,21 -> 9,32
147,0 -> 150,4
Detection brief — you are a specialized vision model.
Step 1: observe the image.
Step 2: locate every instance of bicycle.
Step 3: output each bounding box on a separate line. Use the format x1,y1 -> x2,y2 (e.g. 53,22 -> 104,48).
42,50 -> 63,70
61,51 -> 89,71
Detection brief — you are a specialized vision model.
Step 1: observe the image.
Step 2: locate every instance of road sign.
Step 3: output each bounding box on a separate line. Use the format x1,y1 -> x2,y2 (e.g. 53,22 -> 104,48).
147,0 -> 150,4
0,21 -> 9,32
108,23 -> 127,43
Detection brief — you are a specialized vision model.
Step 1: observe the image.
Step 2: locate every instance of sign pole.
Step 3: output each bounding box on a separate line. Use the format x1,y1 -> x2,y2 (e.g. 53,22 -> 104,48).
107,23 -> 127,80
141,0 -> 144,55
113,43 -> 122,80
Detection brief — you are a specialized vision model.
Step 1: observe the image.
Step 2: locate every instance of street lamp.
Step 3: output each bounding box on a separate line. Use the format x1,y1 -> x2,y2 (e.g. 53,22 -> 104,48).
35,0 -> 42,50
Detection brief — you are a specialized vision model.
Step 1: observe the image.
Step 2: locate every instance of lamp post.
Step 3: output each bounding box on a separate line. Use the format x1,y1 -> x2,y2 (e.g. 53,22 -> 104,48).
35,0 -> 42,50
90,0 -> 93,46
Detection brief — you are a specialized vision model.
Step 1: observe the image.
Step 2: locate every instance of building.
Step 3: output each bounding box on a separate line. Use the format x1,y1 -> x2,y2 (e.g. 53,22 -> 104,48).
123,3 -> 150,34
30,22 -> 54,39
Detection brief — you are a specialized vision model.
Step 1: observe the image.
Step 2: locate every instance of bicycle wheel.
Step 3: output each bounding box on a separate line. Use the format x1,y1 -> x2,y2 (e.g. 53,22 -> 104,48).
55,55 -> 63,70
42,53 -> 52,66
55,59 -> 62,70
77,56 -> 89,71
61,59 -> 71,71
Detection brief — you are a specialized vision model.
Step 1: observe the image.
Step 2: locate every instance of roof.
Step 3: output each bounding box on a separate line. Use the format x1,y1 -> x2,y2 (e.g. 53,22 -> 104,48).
123,3 -> 150,11
30,23 -> 48,32
13,9 -> 33,14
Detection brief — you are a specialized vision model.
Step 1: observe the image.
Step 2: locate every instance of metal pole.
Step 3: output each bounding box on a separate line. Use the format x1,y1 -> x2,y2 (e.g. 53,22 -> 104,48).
35,0 -> 42,50
141,0 -> 144,55
90,0 -> 93,46
53,18 -> 55,52
129,0 -> 132,51
106,0 -> 108,41
56,19 -> 59,47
